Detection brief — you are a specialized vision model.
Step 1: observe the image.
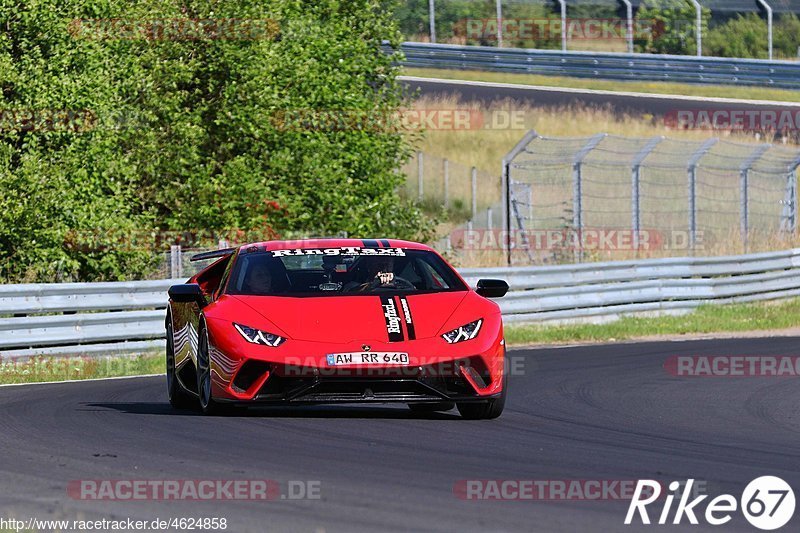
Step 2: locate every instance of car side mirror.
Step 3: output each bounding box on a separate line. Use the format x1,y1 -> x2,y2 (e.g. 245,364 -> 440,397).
168,283 -> 207,308
476,279 -> 509,298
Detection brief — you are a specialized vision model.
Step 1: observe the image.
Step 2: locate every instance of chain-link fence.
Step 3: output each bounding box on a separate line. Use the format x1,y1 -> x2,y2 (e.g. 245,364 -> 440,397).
401,151 -> 502,224
400,0 -> 800,59
151,136 -> 800,272
499,131 -> 800,265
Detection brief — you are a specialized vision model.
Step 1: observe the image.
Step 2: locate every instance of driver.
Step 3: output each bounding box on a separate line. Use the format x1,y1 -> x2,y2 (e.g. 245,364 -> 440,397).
243,261 -> 273,294
345,256 -> 396,292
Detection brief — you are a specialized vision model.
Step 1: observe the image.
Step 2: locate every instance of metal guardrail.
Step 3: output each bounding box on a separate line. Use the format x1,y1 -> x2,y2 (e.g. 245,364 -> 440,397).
0,279 -> 175,358
2,248 -> 800,358
461,248 -> 800,323
396,42 -> 800,89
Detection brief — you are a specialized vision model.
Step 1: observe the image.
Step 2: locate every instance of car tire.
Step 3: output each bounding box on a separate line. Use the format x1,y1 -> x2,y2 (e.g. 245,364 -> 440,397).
197,323 -> 229,416
166,319 -> 196,410
408,401 -> 455,413
456,374 -> 507,420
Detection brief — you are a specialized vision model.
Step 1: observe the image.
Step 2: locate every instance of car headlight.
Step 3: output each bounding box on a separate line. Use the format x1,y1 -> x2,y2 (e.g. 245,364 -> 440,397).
233,323 -> 286,347
441,319 -> 482,344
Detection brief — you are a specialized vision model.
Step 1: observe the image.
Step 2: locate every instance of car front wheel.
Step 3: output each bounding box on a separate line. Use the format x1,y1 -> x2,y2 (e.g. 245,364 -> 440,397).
197,324 -> 229,416
166,319 -> 196,410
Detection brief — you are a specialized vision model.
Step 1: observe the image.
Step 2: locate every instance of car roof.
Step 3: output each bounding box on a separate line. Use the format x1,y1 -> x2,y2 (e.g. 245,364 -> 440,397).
236,238 -> 434,254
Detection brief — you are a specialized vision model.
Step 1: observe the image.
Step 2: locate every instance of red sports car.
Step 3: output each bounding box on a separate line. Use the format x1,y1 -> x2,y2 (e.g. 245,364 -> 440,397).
166,239 -> 509,418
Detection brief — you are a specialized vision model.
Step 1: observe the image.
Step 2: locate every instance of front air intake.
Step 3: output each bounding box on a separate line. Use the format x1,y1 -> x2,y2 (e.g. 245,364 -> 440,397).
232,361 -> 272,393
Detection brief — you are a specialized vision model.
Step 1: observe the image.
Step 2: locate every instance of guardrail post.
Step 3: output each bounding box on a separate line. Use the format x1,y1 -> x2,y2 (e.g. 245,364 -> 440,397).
428,0 -> 436,43
757,0 -> 773,60
443,158 -> 449,208
573,169 -> 582,263
690,0 -> 703,57
793,171 -> 799,233
502,130 -> 539,265
558,0 -> 567,51
471,166 -> 477,220
495,0 -> 503,47
631,137 -> 663,251
621,0 -> 633,54
170,245 -> 182,279
740,145 -> 771,252
687,138 -> 718,250
417,151 -> 424,200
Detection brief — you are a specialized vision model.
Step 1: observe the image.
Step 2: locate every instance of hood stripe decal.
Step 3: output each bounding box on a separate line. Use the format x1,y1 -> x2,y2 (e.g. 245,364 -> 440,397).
380,296 -> 404,342
362,239 -> 380,248
397,296 -> 416,340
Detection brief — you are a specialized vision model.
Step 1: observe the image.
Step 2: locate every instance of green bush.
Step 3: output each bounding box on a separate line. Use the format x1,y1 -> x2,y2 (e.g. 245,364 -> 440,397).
636,2 -> 796,59
0,0 -> 431,283
706,13 -> 769,59
774,13 -> 800,59
634,0 -> 709,56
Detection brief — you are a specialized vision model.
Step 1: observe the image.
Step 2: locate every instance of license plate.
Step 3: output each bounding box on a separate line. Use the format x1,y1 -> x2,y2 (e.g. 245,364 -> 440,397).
326,352 -> 410,366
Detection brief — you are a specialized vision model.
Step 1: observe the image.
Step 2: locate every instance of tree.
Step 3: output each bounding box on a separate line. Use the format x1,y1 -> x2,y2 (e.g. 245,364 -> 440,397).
0,0 -> 430,282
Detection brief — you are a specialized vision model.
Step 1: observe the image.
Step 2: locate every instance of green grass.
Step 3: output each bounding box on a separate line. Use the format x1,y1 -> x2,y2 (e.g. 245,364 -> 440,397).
0,352 -> 163,385
404,67 -> 800,103
506,298 -> 800,346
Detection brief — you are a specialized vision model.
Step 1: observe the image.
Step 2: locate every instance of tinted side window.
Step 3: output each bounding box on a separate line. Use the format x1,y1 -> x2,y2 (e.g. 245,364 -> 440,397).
214,253 -> 238,300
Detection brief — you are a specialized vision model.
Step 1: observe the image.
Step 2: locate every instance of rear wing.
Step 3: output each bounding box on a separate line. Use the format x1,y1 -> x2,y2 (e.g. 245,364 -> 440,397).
190,248 -> 236,262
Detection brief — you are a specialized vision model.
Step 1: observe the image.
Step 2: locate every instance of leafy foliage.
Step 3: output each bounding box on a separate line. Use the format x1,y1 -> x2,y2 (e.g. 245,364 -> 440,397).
706,13 -> 769,60
0,0 -> 430,282
634,1 -> 794,59
708,13 -> 800,60
634,0 -> 709,56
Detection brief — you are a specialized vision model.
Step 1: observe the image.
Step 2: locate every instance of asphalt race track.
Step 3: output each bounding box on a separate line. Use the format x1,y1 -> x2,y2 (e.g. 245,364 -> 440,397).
1,337 -> 798,532
403,76 -> 800,118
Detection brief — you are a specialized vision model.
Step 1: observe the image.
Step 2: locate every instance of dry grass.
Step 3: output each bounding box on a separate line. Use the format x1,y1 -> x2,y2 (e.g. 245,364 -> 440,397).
407,35 -> 630,53
405,96 -> 800,267
407,94 -> 793,172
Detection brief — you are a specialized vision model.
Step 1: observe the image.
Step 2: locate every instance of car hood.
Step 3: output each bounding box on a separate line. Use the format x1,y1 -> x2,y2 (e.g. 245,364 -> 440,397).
227,292 -> 470,343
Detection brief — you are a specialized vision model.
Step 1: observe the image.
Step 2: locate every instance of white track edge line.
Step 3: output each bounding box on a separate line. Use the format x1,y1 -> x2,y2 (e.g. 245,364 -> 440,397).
0,373 -> 165,388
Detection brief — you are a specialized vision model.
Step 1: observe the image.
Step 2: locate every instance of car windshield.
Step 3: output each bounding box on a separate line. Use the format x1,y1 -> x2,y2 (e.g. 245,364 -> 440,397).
226,247 -> 467,296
